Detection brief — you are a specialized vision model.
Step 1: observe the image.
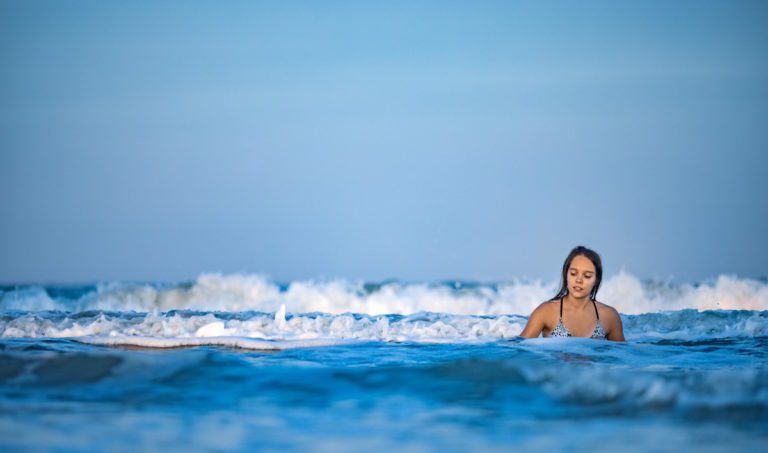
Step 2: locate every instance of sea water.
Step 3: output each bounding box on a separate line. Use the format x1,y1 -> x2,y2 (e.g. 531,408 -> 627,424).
1,273 -> 766,451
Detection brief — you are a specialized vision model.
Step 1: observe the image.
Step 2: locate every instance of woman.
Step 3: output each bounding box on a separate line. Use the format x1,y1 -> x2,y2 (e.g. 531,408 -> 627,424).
520,246 -> 625,341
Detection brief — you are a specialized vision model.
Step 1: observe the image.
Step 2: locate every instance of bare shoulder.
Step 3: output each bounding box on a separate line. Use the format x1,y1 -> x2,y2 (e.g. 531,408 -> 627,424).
594,301 -> 621,320
532,299 -> 559,315
594,300 -> 625,341
527,299 -> 559,324
520,299 -> 560,338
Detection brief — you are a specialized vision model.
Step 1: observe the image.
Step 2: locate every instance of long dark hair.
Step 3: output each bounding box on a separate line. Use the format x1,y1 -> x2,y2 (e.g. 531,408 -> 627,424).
552,246 -> 603,301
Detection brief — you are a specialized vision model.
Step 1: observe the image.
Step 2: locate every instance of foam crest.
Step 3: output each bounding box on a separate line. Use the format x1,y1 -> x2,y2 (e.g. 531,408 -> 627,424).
1,272 -> 766,315
1,309 -> 766,344
0,310 -> 528,343
602,272 -> 768,314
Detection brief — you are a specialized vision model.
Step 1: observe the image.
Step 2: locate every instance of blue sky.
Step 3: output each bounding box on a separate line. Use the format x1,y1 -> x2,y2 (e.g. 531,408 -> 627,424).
1,1 -> 767,283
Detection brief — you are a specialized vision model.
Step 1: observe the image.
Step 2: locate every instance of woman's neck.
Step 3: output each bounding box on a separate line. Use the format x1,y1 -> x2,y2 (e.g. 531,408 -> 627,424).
564,294 -> 591,311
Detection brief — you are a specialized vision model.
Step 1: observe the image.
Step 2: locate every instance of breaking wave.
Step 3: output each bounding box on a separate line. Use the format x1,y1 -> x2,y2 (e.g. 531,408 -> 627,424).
1,272 -> 766,315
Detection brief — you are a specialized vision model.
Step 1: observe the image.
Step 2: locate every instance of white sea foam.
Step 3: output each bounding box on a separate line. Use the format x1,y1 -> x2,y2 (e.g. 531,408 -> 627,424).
2,271 -> 768,346
1,308 -> 765,344
1,272 -> 766,315
0,310 -> 528,343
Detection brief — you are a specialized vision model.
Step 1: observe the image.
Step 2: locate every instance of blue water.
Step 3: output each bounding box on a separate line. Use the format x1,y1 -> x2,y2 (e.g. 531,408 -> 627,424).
1,278 -> 767,451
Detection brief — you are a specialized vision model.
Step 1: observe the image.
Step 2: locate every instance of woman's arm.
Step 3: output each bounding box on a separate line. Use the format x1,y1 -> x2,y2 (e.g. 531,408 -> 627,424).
519,303 -> 549,338
605,307 -> 626,342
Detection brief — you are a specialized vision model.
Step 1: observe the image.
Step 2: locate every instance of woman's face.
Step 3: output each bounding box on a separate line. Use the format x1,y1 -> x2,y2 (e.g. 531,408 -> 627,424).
567,254 -> 596,299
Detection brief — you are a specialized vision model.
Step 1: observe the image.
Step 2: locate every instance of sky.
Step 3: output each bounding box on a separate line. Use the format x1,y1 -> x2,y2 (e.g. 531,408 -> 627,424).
1,0 -> 767,284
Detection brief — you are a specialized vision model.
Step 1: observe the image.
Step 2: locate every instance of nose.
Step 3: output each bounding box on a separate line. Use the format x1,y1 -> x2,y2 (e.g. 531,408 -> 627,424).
576,275 -> 583,283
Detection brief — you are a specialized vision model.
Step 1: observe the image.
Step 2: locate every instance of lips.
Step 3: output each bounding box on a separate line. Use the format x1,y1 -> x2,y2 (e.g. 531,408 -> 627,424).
574,286 -> 583,292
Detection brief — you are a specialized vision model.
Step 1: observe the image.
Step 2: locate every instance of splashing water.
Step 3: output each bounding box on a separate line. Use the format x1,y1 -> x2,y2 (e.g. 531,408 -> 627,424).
1,273 -> 766,451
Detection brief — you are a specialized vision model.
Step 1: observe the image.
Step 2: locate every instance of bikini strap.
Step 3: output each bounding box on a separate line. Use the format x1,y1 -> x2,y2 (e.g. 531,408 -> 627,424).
560,297 -> 564,318
591,300 -> 600,320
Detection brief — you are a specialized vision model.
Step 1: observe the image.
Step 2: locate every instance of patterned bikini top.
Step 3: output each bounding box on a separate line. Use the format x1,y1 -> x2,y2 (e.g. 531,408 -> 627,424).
550,297 -> 607,340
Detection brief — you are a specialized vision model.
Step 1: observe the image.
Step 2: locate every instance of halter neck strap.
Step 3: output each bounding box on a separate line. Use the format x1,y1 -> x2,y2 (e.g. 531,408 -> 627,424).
560,297 -> 600,320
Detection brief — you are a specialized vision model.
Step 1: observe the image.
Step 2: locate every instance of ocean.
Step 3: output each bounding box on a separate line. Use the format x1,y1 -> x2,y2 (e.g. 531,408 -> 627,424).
1,272 -> 766,451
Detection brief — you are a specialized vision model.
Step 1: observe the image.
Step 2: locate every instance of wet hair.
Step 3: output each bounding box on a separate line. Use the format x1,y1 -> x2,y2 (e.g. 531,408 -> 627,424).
552,246 -> 603,301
